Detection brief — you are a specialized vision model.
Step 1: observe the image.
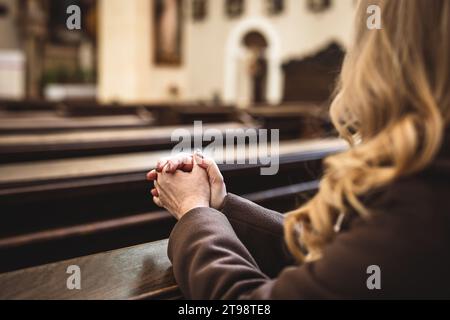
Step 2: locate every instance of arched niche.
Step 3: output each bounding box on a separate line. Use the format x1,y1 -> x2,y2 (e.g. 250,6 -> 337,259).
224,17 -> 283,107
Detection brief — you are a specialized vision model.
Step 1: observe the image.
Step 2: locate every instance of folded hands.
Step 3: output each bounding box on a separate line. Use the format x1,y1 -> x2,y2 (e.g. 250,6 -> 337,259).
146,152 -> 227,220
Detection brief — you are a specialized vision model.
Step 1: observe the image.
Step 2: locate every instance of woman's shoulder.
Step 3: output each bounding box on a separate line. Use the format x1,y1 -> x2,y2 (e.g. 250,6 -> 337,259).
365,170 -> 448,221
351,163 -> 450,248
367,130 -> 450,214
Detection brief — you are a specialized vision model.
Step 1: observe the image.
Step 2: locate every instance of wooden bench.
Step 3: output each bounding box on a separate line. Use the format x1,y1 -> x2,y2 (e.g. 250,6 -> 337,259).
247,104 -> 332,139
159,104 -> 239,125
0,99 -> 58,111
0,139 -> 347,273
0,240 -> 180,300
0,139 -> 348,299
0,178 -> 327,300
0,122 -> 254,163
0,100 -> 241,126
0,176 -> 333,300
1,101 -> 331,140
0,114 -> 155,134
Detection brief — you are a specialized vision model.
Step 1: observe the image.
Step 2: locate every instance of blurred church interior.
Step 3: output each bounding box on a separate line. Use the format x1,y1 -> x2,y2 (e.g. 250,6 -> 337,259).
0,0 -> 355,299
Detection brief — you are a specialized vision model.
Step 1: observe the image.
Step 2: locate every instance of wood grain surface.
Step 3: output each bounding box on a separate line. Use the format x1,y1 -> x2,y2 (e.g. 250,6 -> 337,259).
0,240 -> 179,300
0,138 -> 346,186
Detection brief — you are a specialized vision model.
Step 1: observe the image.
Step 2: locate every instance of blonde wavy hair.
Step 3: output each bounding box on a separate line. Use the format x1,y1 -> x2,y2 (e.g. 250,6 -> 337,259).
285,0 -> 450,263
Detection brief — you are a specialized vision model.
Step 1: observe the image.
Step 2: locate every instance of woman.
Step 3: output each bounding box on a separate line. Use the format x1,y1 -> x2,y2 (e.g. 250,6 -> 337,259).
147,0 -> 450,299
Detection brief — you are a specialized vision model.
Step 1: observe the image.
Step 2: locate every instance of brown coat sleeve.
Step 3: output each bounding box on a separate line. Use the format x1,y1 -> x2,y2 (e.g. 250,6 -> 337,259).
219,194 -> 295,277
167,182 -> 450,299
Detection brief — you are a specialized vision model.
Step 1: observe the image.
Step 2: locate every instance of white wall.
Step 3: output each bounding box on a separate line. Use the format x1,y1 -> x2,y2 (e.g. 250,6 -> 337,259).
185,0 -> 356,105
0,0 -> 25,99
0,50 -> 25,99
98,0 -> 356,104
98,0 -> 188,104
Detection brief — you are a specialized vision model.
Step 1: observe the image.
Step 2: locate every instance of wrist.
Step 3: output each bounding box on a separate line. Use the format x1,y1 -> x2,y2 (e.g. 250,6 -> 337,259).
178,199 -> 209,219
211,185 -> 227,210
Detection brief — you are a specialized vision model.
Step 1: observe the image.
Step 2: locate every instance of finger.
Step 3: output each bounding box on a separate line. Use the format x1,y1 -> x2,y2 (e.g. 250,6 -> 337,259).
179,154 -> 194,172
195,154 -> 224,185
166,157 -> 183,173
154,180 -> 163,196
162,165 -> 171,174
195,149 -> 204,158
151,188 -> 159,197
167,154 -> 194,173
194,150 -> 207,169
156,158 -> 169,172
192,153 -> 202,172
153,196 -> 163,208
146,170 -> 158,181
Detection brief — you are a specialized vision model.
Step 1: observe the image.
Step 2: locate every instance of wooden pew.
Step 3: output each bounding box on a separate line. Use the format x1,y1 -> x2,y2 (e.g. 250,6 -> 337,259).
282,42 -> 344,103
0,179 -> 326,300
0,139 -> 348,299
0,138 -> 345,200
1,100 -> 332,140
0,122 -> 254,163
247,104 -> 332,140
62,102 -> 240,125
0,138 -> 347,273
158,104 -> 239,125
0,114 -> 155,134
60,102 -> 148,117
0,102 -> 246,137
0,177 -> 330,300
0,100 -> 149,118
0,240 -> 180,300
0,110 -> 59,119
0,99 -> 57,112
0,177 -> 322,300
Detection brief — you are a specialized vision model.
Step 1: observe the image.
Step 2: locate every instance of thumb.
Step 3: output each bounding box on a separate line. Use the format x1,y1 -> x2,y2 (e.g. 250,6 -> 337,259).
192,153 -> 203,172
195,155 -> 224,186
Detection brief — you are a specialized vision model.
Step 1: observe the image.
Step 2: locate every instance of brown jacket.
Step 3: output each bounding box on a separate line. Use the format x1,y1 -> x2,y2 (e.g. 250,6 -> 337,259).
168,147 -> 450,300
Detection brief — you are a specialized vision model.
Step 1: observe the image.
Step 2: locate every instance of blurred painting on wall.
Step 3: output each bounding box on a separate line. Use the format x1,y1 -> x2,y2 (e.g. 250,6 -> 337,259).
154,0 -> 183,65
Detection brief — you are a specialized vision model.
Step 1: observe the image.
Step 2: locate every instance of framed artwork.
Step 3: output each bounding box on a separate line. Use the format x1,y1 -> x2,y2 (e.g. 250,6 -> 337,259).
307,0 -> 332,13
266,0 -> 284,15
154,0 -> 183,66
192,0 -> 207,21
226,0 -> 244,19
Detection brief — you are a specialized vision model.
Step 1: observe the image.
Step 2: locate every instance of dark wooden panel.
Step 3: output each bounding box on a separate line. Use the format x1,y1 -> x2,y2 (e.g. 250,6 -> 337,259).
0,99 -> 58,111
60,102 -> 149,117
247,104 -> 332,139
282,42 -> 345,103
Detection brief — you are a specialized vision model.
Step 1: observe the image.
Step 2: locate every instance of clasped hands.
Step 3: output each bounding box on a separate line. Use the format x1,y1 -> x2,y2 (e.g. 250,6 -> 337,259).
146,152 -> 227,220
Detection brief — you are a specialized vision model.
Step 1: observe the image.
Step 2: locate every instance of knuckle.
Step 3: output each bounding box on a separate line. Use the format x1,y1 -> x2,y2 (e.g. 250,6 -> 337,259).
213,175 -> 224,184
